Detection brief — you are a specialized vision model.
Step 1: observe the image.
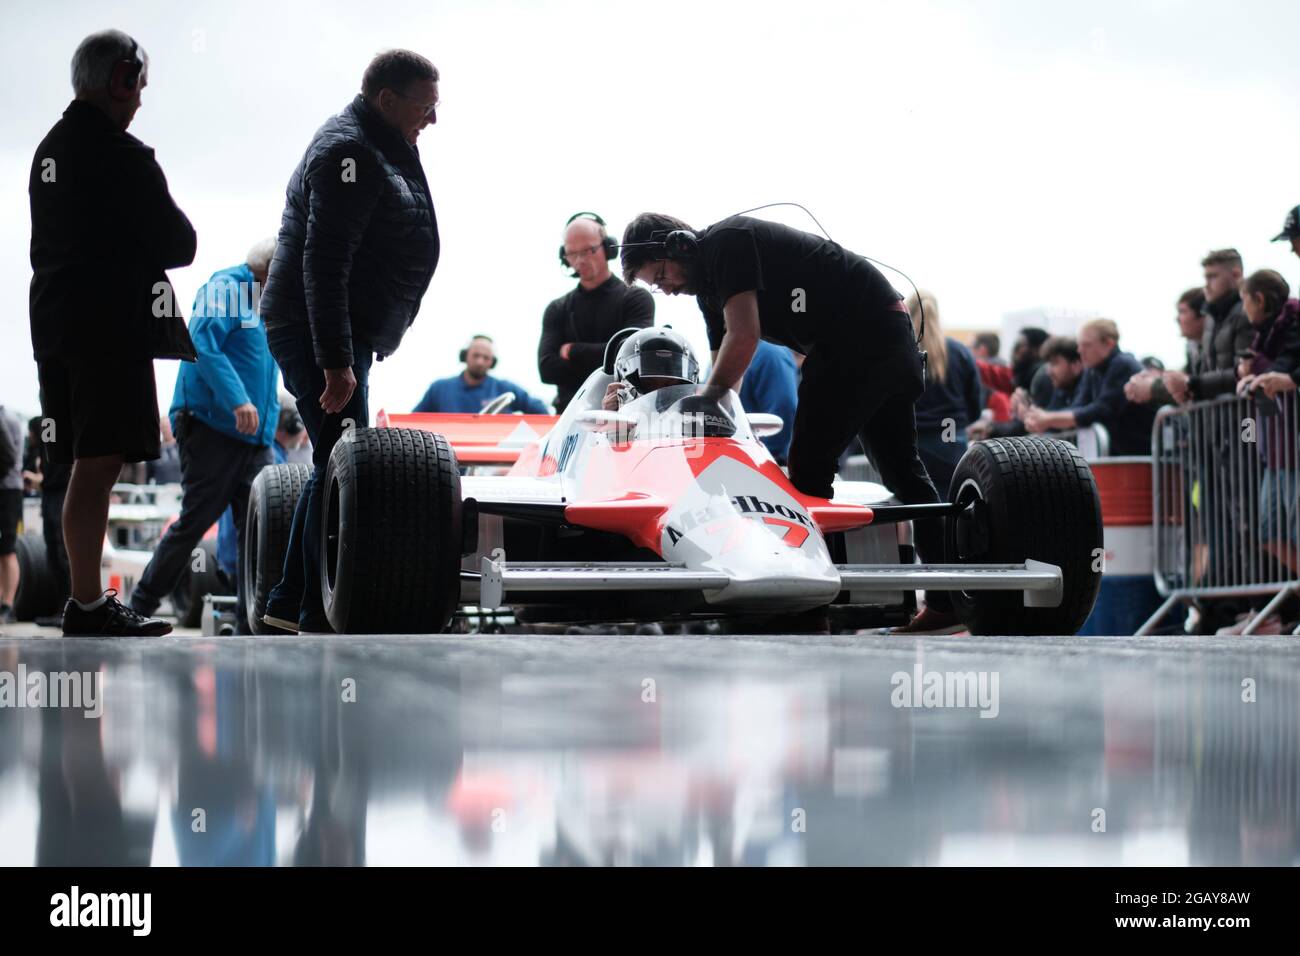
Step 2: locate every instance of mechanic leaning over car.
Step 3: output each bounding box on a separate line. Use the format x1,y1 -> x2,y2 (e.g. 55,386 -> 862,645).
257,49 -> 441,634
620,213 -> 957,633
128,239 -> 281,634
539,212 -> 656,413
29,29 -> 197,637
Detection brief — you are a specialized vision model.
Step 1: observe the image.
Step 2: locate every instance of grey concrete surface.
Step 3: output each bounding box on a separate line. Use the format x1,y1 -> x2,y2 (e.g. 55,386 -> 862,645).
0,631 -> 1296,865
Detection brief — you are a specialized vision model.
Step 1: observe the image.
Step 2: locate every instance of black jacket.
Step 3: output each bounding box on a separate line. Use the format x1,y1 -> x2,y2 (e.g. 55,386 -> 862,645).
538,275 -> 654,411
1189,291 -> 1252,400
28,101 -> 196,361
260,95 -> 439,368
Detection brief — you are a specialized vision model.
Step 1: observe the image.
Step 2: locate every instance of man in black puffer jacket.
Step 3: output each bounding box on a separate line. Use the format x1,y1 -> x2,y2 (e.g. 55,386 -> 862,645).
1161,248 -> 1251,404
258,49 -> 440,633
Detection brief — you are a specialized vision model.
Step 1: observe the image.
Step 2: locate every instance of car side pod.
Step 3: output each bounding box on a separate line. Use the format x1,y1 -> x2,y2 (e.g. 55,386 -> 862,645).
835,559 -> 1064,609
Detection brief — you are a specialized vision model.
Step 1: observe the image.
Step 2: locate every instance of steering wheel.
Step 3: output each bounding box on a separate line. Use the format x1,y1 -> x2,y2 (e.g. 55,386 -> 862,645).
478,392 -> 516,415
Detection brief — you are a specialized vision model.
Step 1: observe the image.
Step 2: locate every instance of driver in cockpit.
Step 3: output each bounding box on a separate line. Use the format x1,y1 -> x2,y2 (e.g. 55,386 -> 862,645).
601,327 -> 701,410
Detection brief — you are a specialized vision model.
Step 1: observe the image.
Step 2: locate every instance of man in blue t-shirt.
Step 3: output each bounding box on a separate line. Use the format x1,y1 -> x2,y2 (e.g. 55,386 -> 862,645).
414,335 -> 550,414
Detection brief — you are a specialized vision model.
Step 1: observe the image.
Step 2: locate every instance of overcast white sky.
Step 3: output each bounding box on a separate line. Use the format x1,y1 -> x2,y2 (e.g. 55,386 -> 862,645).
2,0 -> 1299,422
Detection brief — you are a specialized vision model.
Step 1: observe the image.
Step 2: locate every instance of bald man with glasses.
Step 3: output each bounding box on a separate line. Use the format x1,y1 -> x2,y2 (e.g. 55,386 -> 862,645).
538,212 -> 654,412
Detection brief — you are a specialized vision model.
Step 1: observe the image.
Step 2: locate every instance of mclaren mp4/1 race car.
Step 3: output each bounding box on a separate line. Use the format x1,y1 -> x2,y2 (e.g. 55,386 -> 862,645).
242,349 -> 1104,637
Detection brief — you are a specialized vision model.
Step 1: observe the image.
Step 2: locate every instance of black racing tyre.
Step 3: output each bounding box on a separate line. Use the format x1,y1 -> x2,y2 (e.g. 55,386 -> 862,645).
171,536 -> 229,629
945,437 -> 1103,636
14,532 -> 61,621
321,428 -> 463,634
243,463 -> 313,635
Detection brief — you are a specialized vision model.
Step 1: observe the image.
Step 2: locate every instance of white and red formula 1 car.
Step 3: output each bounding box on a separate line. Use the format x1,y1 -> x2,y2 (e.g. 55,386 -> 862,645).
243,356 -> 1103,636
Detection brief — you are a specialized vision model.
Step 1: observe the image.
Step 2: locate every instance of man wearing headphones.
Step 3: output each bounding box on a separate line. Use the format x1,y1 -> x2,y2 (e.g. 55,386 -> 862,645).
29,29 -> 197,636
415,335 -> 549,414
621,212 -> 958,632
539,213 -> 655,412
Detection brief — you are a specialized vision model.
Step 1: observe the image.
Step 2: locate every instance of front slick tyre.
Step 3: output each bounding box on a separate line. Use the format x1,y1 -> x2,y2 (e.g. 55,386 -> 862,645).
946,437 -> 1103,636
321,427 -> 463,634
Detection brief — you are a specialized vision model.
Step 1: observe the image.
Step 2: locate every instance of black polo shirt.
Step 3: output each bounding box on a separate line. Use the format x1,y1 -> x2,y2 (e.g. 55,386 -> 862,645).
538,275 -> 654,411
694,216 -> 906,355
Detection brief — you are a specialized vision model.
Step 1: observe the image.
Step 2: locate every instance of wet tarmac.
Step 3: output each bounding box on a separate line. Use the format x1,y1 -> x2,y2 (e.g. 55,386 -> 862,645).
0,631 -> 1297,866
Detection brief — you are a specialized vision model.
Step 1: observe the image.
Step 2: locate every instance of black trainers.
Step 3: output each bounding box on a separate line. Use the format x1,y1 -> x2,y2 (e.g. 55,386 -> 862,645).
62,590 -> 173,637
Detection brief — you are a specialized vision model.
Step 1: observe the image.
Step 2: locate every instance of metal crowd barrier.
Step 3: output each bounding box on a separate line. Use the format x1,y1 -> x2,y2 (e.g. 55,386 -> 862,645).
1141,391 -> 1300,635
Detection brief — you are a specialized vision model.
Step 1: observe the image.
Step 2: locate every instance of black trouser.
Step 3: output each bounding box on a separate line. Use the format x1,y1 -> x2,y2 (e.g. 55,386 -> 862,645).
41,486 -> 71,606
264,326 -> 374,628
131,417 -> 272,617
786,311 -> 952,612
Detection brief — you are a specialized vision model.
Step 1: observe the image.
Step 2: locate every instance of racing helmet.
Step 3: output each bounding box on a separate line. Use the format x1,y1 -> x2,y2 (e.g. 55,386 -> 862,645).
612,327 -> 700,391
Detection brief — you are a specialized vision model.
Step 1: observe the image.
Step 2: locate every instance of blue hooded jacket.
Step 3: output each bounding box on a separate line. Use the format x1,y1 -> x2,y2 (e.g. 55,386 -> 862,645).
169,264 -> 279,447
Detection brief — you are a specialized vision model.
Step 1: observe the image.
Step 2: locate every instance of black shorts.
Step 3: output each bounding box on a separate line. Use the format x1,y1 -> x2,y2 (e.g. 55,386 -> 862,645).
0,489 -> 21,554
36,357 -> 161,465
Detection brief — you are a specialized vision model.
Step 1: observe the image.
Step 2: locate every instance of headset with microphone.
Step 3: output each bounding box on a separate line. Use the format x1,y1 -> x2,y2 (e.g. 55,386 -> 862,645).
616,202 -> 926,356
110,38 -> 145,97
558,211 -> 619,278
460,334 -> 498,369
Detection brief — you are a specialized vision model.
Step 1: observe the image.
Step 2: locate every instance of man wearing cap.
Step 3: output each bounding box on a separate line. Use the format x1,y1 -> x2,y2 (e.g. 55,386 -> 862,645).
1274,205 -> 1300,259
539,213 -> 655,413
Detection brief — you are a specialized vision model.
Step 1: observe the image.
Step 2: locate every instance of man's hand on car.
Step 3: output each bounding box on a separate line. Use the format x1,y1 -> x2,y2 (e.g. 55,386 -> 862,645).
233,402 -> 260,435
321,367 -> 357,414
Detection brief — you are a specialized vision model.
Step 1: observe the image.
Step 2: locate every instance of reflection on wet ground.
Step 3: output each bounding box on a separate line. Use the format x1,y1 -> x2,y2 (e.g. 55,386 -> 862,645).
0,633 -> 1297,865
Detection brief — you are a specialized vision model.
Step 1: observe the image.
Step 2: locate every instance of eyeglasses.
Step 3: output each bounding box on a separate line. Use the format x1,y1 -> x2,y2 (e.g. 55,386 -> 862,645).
392,89 -> 439,119
563,245 -> 603,264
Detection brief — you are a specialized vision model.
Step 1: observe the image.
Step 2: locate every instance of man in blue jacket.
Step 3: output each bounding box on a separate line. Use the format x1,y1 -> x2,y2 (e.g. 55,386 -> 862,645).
737,340 -> 798,464
1023,319 -> 1156,455
415,335 -> 550,414
129,240 -> 280,621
